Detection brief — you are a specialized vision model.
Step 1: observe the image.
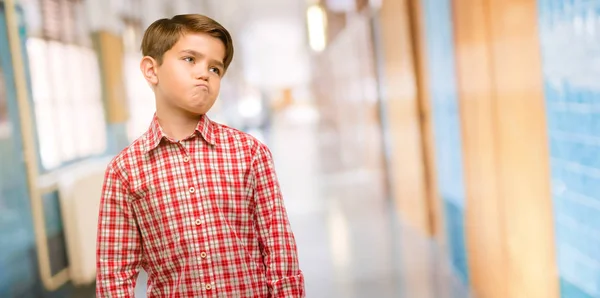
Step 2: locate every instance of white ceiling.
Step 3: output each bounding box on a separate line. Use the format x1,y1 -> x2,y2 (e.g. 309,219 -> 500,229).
205,0 -> 313,90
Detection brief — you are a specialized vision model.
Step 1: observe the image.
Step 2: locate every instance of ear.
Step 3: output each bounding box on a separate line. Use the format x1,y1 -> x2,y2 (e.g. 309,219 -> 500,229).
140,56 -> 159,85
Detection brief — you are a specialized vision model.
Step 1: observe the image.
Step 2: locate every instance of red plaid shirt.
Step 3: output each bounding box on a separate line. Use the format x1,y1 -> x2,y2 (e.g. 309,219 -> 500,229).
96,115 -> 304,297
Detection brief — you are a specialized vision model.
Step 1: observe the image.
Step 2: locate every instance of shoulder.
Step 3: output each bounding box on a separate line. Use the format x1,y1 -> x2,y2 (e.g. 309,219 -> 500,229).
213,121 -> 271,156
104,134 -> 148,182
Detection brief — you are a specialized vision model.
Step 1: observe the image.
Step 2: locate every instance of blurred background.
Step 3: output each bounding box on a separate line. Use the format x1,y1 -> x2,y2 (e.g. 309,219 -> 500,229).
0,0 -> 597,297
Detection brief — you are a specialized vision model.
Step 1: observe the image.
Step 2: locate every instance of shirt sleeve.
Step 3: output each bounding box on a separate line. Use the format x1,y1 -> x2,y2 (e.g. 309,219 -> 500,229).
252,144 -> 305,298
96,163 -> 143,297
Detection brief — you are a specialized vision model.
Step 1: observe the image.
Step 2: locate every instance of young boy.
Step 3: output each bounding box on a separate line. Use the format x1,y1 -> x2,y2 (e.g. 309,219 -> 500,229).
96,14 -> 304,297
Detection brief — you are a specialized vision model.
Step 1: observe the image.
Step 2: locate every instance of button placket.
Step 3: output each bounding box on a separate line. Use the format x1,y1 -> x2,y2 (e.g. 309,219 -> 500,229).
185,147 -> 215,288
197,248 -> 210,263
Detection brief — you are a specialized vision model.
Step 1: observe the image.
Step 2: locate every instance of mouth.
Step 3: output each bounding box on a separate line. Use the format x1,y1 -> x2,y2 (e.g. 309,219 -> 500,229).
195,84 -> 209,91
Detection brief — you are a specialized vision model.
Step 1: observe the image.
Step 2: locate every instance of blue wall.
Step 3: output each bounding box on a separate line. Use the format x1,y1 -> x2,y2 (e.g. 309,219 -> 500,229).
422,0 -> 469,284
539,1 -> 600,297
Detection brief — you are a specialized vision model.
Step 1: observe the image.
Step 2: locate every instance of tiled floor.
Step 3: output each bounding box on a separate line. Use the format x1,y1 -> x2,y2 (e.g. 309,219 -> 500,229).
130,109 -> 472,298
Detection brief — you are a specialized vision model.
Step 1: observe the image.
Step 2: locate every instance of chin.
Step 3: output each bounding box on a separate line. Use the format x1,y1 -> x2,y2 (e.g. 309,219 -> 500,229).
188,103 -> 215,114
183,108 -> 208,116
190,102 -> 216,114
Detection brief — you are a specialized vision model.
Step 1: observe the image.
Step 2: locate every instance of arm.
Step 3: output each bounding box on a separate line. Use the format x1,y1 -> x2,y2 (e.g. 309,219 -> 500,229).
96,164 -> 143,297
252,144 -> 305,297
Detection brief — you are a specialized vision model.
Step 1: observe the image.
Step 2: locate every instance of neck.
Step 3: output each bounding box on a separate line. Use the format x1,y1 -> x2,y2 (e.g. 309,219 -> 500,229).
155,109 -> 202,141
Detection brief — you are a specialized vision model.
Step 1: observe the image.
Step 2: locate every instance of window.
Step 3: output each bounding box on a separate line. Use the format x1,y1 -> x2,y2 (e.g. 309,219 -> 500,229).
23,0 -> 106,171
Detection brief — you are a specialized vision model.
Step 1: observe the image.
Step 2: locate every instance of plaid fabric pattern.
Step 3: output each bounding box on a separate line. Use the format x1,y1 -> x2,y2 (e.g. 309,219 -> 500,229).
96,115 -> 304,297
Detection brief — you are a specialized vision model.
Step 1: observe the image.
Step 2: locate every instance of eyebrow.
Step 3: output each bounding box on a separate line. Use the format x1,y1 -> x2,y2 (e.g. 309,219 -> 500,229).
180,49 -> 225,69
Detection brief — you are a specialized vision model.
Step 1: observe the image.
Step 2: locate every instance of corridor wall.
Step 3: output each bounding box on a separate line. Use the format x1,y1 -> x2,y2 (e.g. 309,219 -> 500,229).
421,0 -> 468,285
0,3 -> 72,297
377,1 -> 447,295
538,1 -> 600,297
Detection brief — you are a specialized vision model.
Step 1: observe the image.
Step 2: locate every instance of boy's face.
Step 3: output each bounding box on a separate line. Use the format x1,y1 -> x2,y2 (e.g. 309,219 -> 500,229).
142,32 -> 226,116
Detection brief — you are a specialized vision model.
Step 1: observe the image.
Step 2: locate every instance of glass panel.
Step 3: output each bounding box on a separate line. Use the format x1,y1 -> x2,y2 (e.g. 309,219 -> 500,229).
35,102 -> 60,169
25,39 -> 107,170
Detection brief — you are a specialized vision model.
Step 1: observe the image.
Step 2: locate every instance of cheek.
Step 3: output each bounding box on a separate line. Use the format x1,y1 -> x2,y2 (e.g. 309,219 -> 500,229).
164,63 -> 188,77
211,80 -> 221,94
159,68 -> 180,86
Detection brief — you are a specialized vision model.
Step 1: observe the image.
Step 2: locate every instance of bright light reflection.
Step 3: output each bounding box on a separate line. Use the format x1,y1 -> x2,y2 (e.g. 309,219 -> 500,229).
307,4 -> 327,52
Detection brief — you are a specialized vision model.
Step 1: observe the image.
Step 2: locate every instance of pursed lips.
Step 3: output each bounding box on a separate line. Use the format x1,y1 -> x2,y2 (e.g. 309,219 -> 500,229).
195,83 -> 209,91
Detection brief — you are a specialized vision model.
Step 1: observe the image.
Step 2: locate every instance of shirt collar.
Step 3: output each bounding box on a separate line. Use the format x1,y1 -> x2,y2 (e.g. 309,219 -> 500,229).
144,113 -> 217,153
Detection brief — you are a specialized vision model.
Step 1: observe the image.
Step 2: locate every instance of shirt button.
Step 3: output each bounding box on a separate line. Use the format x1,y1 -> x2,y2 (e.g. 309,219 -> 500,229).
194,219 -> 202,225
189,187 -> 195,193
205,284 -> 212,290
200,252 -> 207,258
183,156 -> 190,162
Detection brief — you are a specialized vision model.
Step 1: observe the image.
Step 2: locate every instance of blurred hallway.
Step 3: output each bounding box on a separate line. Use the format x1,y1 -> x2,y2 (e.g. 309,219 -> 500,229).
2,0 -> 600,297
269,109 -> 470,298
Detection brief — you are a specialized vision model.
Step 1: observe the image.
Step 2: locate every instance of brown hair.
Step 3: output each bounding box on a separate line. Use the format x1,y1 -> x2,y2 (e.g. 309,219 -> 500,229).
141,14 -> 234,72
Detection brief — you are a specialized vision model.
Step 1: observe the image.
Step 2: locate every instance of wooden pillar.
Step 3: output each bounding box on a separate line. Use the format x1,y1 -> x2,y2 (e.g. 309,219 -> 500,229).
406,0 -> 445,242
379,0 -> 431,235
453,0 -> 560,296
92,30 -> 128,124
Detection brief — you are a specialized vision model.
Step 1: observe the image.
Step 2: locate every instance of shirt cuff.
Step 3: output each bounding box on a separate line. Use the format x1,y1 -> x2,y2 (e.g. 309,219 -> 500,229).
270,272 -> 305,297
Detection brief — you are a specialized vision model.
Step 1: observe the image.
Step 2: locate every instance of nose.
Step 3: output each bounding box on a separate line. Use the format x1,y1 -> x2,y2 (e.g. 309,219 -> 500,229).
195,71 -> 209,81
194,66 -> 209,81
